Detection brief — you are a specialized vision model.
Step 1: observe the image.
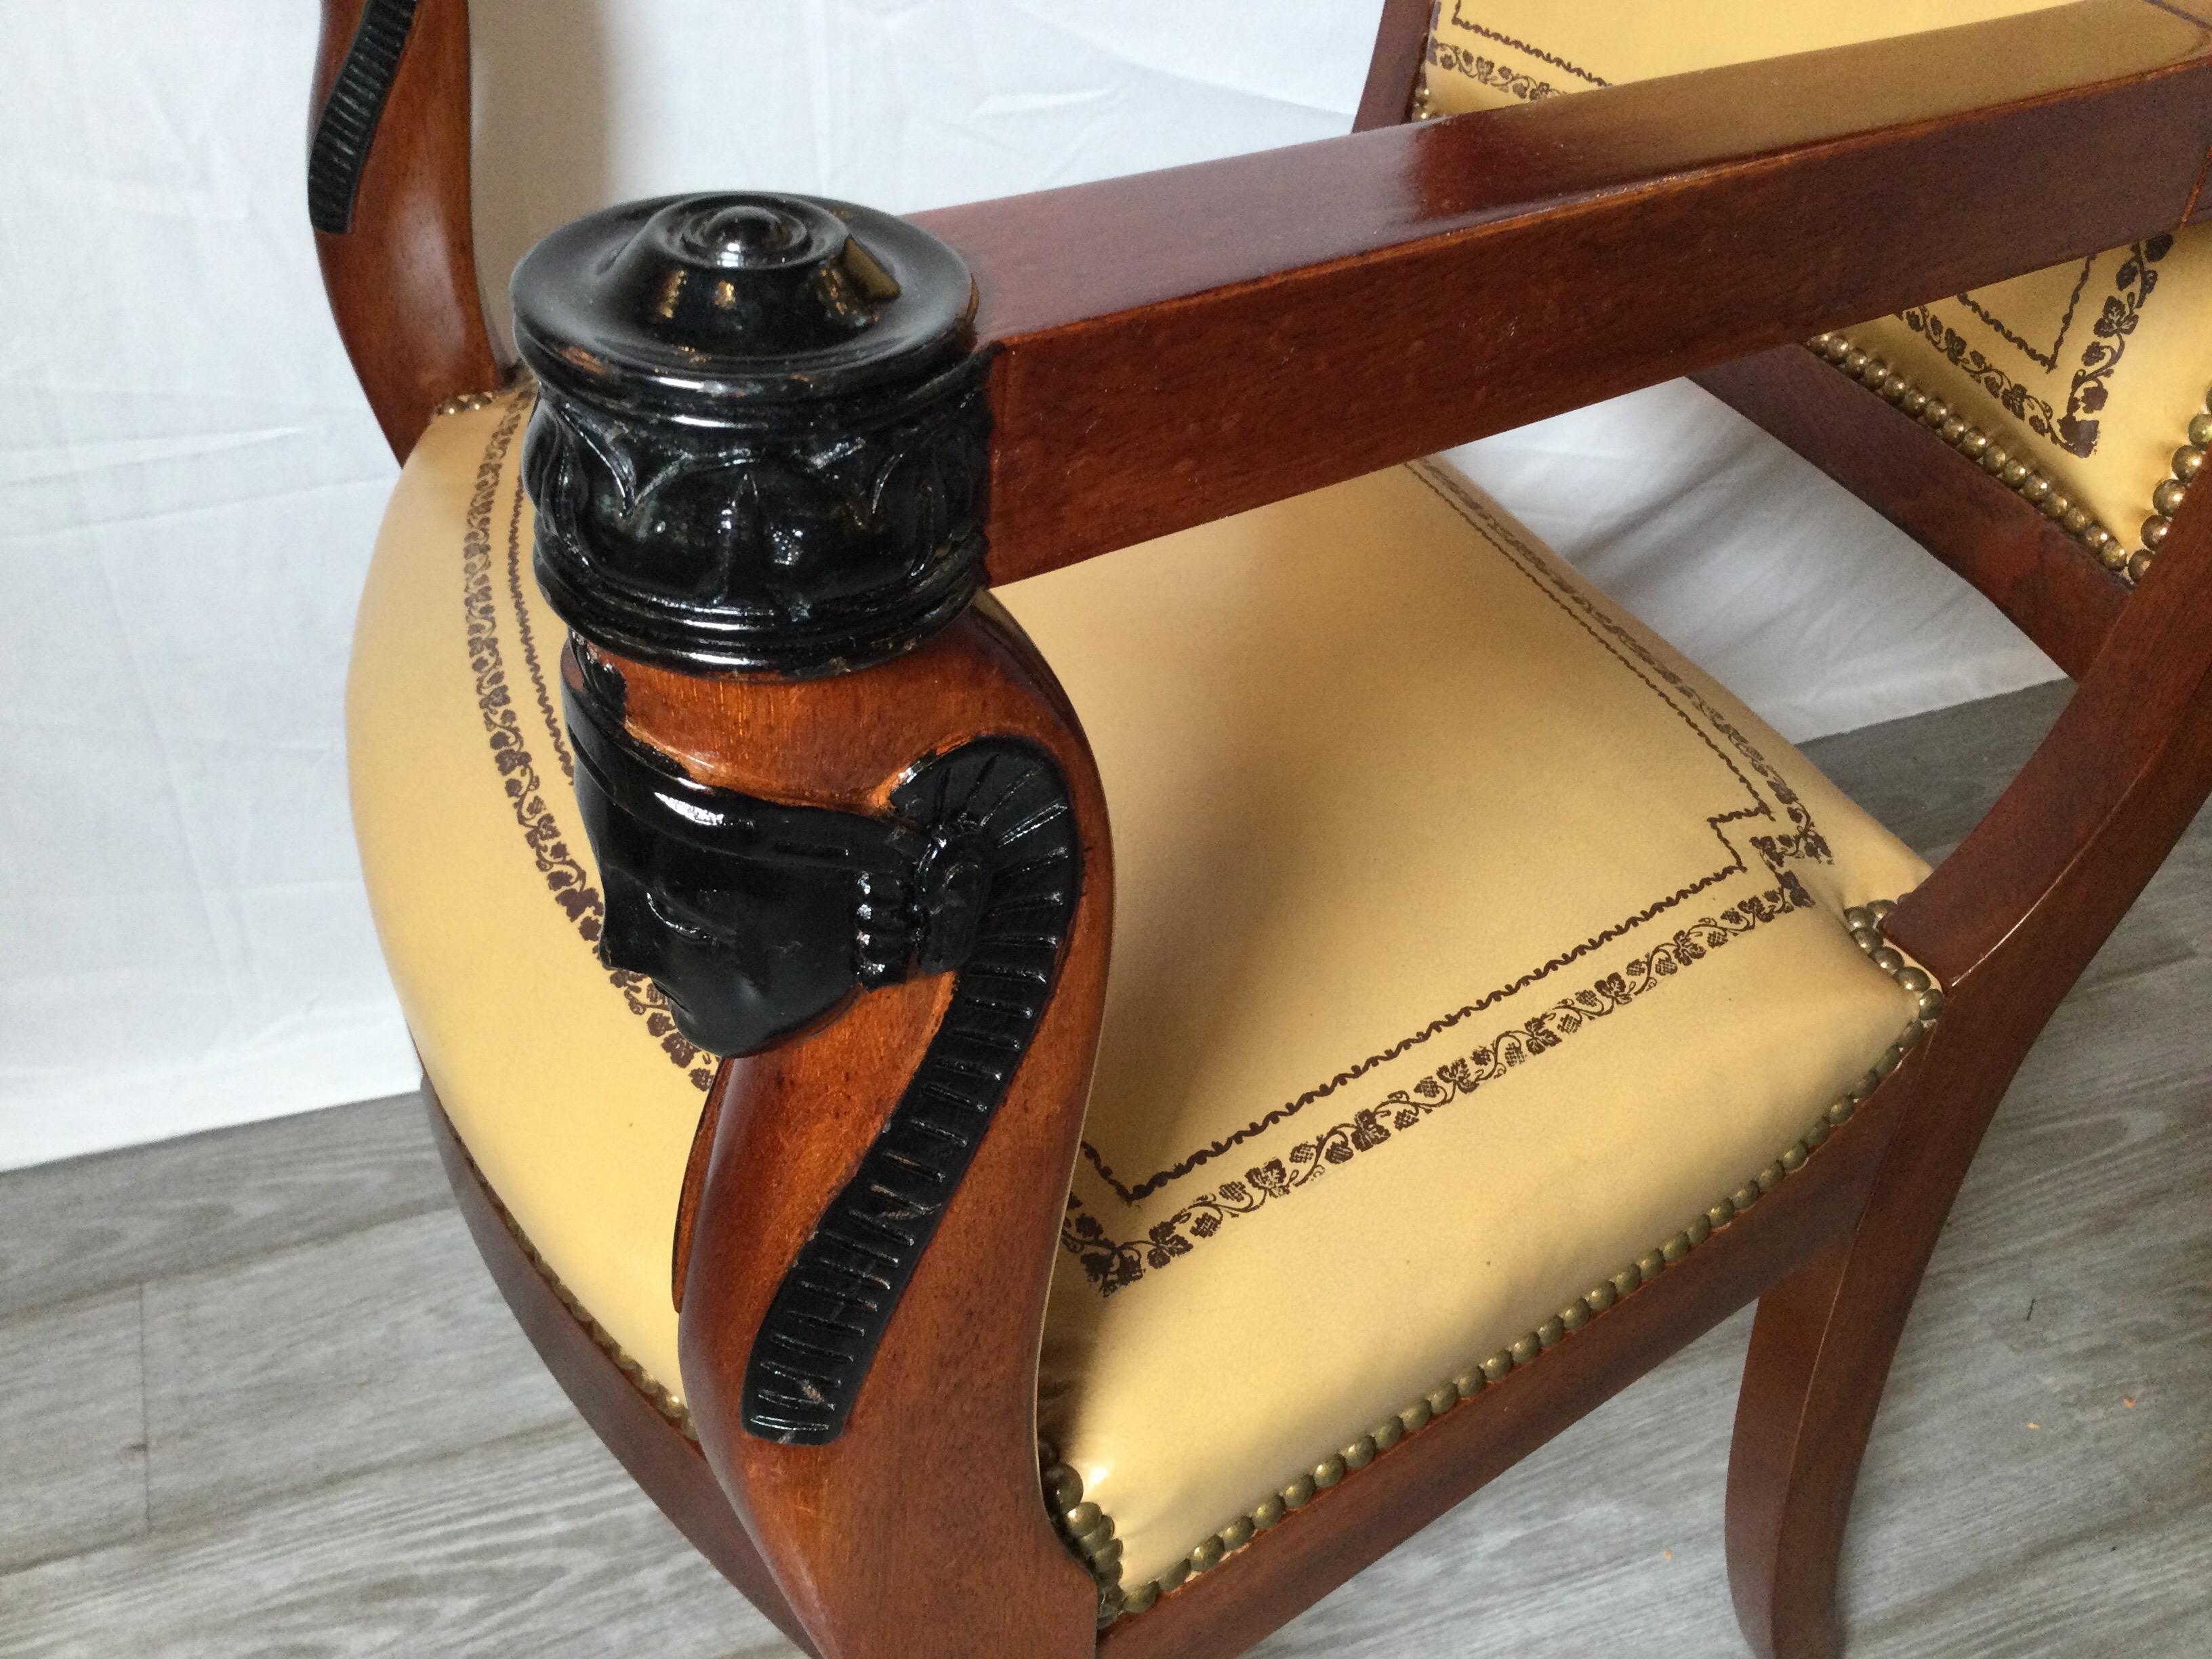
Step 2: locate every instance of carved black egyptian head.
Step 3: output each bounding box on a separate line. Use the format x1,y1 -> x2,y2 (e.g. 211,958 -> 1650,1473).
565,649 -> 999,1058
564,646 -> 1084,1444
520,189 -> 1069,1443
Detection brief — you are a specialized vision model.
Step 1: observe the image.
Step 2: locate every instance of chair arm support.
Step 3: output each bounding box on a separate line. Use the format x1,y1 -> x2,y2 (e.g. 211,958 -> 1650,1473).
632,612 -> 1112,1659
1889,476 -> 2212,1000
510,200 -> 1108,1655
918,0 -> 2212,582
312,0 -> 500,459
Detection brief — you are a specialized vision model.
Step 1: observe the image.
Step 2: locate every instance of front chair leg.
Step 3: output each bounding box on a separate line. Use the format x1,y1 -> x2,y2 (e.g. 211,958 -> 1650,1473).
1728,1238 -> 1858,1659
514,193 -> 1108,1657
1724,994 -> 2034,1659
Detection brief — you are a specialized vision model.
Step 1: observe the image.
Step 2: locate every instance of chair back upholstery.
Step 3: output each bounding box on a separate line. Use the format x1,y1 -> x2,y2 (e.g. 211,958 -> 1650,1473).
1420,1 -> 2212,590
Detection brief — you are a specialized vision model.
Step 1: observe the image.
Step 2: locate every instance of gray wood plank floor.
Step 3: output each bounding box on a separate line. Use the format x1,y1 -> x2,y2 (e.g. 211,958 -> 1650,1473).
3,679 -> 2207,1658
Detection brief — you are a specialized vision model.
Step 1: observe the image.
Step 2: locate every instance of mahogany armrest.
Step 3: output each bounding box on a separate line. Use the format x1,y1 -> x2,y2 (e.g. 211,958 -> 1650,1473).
920,0 -> 2212,582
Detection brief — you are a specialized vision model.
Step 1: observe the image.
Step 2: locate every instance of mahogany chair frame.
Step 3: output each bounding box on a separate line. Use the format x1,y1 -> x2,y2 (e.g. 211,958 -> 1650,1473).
316,3 -> 2212,1656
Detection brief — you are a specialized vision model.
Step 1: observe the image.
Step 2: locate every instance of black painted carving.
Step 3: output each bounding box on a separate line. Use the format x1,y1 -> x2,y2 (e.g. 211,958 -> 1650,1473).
307,0 -> 422,235
563,655 -> 1082,1443
567,655 -> 910,1056
514,193 -> 991,677
743,739 -> 1082,1446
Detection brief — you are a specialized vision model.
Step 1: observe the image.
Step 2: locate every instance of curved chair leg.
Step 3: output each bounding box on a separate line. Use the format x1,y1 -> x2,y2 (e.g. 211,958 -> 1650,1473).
1727,1240 -> 1862,1659
1725,1016 -> 2028,1659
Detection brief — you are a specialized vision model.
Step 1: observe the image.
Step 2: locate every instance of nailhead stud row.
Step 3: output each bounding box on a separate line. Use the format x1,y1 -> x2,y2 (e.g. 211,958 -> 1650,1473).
1807,335 -> 2212,588
2139,396 -> 2212,583
1057,899 -> 1941,1626
430,388 -> 506,417
1805,335 -> 2137,578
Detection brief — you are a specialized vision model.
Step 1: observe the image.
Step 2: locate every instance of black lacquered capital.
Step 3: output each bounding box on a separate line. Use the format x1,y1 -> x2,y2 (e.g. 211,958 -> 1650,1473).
513,192 -> 991,676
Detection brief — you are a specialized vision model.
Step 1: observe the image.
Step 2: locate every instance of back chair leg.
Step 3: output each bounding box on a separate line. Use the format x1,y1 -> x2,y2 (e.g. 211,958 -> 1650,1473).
1725,1011 -> 2030,1659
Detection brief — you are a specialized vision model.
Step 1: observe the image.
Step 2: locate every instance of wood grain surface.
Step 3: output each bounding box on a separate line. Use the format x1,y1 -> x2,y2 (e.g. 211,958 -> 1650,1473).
312,0 -> 502,459
613,600 -> 1113,1659
926,2 -> 2212,583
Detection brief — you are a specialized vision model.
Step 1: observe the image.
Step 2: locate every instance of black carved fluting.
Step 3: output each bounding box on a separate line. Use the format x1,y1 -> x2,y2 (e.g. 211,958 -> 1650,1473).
307,0 -> 422,235
562,655 -> 1082,1443
741,741 -> 1082,1445
514,193 -> 992,677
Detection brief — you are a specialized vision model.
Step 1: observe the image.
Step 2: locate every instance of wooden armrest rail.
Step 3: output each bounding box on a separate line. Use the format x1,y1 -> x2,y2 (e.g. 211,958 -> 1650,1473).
925,0 -> 2212,582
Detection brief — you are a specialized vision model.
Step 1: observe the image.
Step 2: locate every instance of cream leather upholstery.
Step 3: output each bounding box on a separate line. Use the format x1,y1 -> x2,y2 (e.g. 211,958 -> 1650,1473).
351,389 -> 1927,1603
350,391 -> 716,1399
1424,1 -> 2212,577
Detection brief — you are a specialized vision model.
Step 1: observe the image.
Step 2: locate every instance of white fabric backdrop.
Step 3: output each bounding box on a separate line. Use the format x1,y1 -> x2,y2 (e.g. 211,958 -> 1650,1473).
0,1 -> 2060,1169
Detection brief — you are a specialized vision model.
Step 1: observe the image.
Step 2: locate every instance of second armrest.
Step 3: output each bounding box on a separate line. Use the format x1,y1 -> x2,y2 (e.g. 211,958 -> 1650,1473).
915,0 -> 2212,582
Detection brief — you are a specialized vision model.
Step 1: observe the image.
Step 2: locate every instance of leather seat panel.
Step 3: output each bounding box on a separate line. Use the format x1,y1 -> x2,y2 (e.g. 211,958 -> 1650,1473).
350,390 -> 1928,1598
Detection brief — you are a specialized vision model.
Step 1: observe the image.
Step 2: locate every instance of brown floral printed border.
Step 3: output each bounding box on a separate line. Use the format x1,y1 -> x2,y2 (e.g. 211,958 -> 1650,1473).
1437,3 -> 1608,91
1063,878 -> 1809,1296
1427,39 -> 1568,104
1956,256 -> 2095,374
504,469 -> 575,784
1901,235 -> 2172,459
1078,462 -> 1835,1205
459,392 -> 716,1092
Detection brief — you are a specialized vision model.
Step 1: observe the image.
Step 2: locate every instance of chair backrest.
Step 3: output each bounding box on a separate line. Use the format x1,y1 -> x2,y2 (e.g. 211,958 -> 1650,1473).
1413,0 -> 2212,600
1365,5 -> 2212,1019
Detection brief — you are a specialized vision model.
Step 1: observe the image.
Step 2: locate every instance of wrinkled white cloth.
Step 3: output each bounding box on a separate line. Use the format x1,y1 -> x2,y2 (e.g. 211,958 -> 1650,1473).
0,0 -> 2055,1168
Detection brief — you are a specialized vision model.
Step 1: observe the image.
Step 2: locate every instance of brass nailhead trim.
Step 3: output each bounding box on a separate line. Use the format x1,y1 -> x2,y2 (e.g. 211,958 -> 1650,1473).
431,389 -> 503,417
1056,897 -> 1940,1626
432,370 -> 537,422
2139,398 -> 2212,583
1805,333 -> 2212,589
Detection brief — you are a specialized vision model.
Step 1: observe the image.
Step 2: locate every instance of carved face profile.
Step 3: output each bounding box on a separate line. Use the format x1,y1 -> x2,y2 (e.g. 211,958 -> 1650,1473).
562,646 -> 1086,1443
565,661 -> 913,1059
575,770 -> 883,1057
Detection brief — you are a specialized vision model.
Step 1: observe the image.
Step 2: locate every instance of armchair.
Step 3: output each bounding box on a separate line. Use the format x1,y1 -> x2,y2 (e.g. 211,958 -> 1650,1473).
321,3 -> 2212,1655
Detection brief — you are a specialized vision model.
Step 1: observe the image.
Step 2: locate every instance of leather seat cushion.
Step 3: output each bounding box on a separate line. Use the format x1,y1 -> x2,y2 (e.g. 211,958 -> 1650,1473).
350,389 -> 1929,1601
1424,0 -> 2212,575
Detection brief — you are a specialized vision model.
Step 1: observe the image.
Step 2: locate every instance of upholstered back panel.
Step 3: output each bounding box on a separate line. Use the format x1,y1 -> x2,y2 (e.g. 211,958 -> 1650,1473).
1422,1 -> 2212,586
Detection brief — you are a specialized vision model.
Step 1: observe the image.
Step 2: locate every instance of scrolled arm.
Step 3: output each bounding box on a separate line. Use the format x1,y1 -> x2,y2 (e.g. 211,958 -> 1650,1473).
517,192 -> 1107,1659
310,0 -> 500,458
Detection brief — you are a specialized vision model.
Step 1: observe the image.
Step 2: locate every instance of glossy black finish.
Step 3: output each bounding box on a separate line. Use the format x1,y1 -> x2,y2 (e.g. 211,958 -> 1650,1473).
307,0 -> 422,235
515,192 -> 992,676
564,649 -> 1083,1444
566,652 -> 913,1057
743,737 -> 1082,1445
